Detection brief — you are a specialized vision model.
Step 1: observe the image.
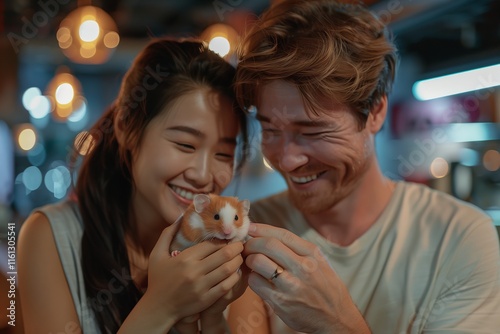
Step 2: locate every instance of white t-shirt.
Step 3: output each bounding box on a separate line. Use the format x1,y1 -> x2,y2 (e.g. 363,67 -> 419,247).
249,181 -> 500,334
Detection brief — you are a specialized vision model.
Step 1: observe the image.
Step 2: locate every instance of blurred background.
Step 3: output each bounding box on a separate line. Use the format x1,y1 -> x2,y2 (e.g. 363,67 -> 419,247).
0,0 -> 499,331
1,0 -> 499,235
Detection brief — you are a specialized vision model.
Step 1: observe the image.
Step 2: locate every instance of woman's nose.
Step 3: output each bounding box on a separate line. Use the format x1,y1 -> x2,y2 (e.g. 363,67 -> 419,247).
184,153 -> 213,187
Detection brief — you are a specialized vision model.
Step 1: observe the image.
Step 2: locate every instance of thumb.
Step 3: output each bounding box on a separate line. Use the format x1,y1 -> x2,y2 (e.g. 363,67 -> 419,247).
151,214 -> 183,256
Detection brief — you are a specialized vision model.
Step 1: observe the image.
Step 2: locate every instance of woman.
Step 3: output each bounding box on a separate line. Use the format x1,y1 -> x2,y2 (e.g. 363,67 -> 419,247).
18,38 -> 250,333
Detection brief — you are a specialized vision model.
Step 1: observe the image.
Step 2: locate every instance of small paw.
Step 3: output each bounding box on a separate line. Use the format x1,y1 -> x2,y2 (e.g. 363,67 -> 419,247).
170,250 -> 181,257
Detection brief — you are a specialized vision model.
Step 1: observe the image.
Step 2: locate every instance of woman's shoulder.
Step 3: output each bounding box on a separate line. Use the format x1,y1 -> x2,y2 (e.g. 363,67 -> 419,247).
32,200 -> 83,236
19,209 -> 54,252
19,200 -> 84,267
18,203 -> 83,333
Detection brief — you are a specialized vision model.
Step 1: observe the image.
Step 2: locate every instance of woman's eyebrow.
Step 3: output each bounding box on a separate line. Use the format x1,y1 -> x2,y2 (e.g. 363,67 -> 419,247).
166,125 -> 237,145
166,125 -> 204,138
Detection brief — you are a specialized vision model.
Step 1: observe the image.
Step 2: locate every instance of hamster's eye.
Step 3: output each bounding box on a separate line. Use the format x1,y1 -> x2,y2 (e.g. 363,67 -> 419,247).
214,214 -> 220,220
235,215 -> 239,221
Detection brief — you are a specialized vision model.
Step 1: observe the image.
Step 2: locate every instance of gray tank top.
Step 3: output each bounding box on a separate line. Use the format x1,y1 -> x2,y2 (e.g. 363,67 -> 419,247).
37,201 -> 100,332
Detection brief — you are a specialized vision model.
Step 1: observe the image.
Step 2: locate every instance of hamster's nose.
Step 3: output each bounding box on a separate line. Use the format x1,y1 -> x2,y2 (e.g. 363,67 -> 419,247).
223,227 -> 233,236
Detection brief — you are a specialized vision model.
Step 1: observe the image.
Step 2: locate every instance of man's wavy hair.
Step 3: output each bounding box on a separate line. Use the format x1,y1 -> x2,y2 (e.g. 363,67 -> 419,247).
236,0 -> 398,129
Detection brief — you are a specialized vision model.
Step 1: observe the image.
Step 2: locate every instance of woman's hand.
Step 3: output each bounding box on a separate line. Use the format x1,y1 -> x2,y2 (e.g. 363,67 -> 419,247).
121,221 -> 244,332
198,262 -> 250,334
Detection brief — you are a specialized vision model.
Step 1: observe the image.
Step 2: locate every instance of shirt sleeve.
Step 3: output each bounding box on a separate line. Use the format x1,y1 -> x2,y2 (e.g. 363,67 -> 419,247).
422,217 -> 500,333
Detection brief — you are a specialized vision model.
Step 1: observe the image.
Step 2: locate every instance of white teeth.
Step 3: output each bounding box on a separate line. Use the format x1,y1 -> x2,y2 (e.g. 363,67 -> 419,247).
172,186 -> 196,200
290,174 -> 319,184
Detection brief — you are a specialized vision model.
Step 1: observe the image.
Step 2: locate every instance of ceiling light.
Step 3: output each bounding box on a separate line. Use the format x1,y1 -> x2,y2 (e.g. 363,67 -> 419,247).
413,63 -> 500,101
57,6 -> 119,64
200,23 -> 239,64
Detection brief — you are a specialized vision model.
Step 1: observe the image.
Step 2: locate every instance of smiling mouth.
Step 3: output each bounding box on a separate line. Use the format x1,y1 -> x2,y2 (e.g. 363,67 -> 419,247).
290,172 -> 324,184
170,185 -> 204,201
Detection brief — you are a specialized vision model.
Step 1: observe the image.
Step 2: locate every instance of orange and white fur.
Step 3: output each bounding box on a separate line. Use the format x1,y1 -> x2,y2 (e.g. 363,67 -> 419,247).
170,194 -> 250,256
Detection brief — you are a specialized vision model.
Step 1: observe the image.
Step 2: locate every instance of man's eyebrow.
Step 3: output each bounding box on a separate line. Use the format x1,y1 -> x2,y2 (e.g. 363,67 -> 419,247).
255,113 -> 333,128
166,126 -> 236,145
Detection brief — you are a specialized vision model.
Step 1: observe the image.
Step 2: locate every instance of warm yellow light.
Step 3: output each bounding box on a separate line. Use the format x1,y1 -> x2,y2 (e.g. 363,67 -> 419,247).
46,69 -> 84,122
263,157 -> 274,170
200,24 -> 239,62
430,157 -> 449,178
55,83 -> 75,105
58,6 -> 119,64
74,131 -> 95,156
209,36 -> 231,57
103,31 -> 120,48
18,128 -> 37,151
80,46 -> 97,58
57,27 -> 71,43
79,20 -> 100,42
483,150 -> 500,172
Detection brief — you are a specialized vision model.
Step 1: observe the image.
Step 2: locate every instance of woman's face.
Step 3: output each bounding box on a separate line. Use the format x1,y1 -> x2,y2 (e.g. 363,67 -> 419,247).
131,87 -> 239,226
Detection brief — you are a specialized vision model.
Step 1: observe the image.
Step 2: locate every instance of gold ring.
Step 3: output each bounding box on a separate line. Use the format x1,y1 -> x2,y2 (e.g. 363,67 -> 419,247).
270,266 -> 284,281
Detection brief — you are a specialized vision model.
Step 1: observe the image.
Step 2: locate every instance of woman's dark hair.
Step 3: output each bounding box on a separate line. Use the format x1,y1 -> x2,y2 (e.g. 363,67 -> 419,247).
74,38 -> 248,333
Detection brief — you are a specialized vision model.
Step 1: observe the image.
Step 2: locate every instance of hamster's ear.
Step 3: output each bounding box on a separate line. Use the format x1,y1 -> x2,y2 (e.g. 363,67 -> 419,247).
193,194 -> 211,213
241,199 -> 250,215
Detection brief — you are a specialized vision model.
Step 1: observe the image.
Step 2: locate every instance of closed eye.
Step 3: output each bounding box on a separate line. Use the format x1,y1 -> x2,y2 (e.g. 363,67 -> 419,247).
216,153 -> 234,159
301,131 -> 330,138
175,142 -> 195,151
262,128 -> 281,134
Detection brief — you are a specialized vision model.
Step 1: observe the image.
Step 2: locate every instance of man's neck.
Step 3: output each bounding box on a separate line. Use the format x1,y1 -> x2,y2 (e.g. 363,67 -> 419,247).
304,163 -> 395,246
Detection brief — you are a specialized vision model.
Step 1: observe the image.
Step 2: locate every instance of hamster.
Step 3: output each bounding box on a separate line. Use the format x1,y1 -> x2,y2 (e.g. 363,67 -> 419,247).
170,194 -> 251,256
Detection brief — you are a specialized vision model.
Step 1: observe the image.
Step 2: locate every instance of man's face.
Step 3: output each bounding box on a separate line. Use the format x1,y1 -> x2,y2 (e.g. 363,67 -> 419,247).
257,80 -> 375,213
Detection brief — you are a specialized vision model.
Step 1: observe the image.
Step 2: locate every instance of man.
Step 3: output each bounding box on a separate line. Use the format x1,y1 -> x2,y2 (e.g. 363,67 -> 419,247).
228,0 -> 500,333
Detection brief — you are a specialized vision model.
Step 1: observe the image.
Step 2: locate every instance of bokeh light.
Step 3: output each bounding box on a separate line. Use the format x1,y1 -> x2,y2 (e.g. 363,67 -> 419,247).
22,166 -> 42,191
430,157 -> 449,178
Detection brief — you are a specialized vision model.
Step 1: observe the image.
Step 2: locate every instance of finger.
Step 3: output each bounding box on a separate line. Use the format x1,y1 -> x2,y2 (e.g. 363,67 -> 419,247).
248,223 -> 314,256
244,236 -> 302,271
208,267 -> 242,299
150,218 -> 182,256
181,240 -> 226,261
247,271 -> 280,305
248,270 -> 290,306
245,253 -> 281,281
204,253 -> 244,289
202,242 -> 244,273
174,319 -> 199,334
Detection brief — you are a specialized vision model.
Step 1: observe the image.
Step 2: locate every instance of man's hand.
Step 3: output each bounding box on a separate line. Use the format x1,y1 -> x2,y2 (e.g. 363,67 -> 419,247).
243,223 -> 371,334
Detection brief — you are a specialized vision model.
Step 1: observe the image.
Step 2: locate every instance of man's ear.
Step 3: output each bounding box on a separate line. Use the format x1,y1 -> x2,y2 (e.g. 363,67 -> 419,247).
367,95 -> 388,134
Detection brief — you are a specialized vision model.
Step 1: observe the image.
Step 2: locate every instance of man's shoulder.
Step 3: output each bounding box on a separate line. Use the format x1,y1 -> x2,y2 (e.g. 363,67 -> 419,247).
249,191 -> 298,227
251,190 -> 290,209
398,181 -> 490,221
394,181 -> 493,240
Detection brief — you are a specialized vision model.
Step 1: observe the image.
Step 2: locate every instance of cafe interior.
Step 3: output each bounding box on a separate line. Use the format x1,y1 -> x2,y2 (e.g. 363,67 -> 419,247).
1,0 -> 498,228
0,0 -> 499,331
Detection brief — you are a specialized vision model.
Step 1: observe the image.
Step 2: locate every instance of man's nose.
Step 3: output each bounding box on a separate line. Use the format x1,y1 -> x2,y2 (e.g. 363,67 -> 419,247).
278,138 -> 308,172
